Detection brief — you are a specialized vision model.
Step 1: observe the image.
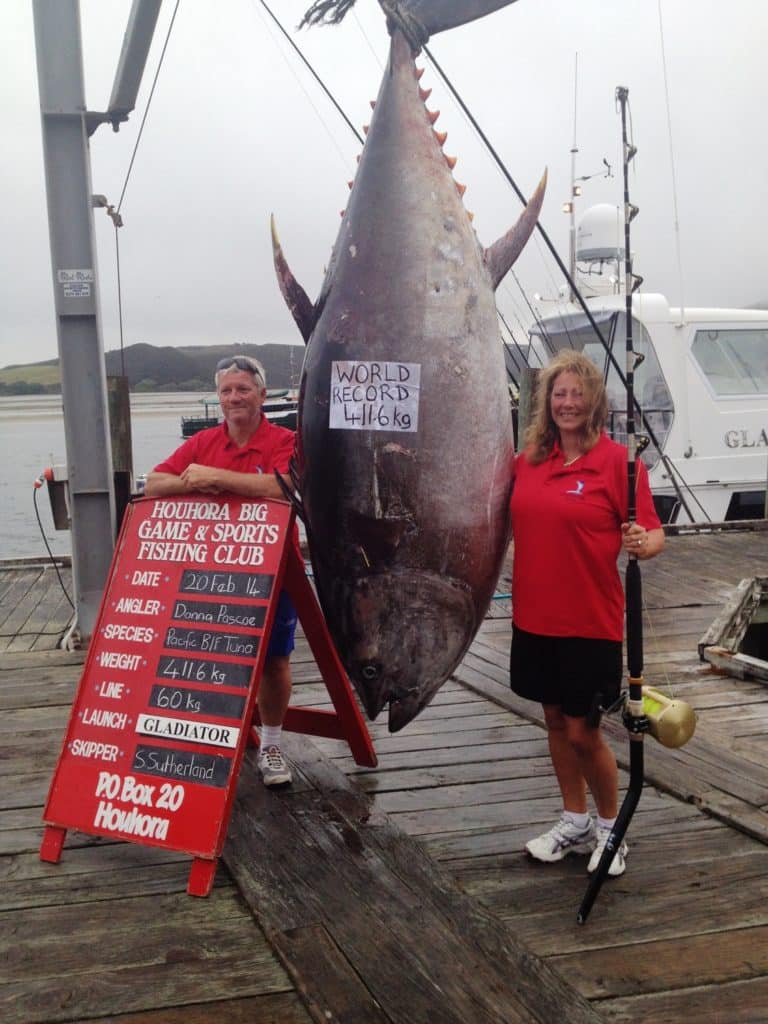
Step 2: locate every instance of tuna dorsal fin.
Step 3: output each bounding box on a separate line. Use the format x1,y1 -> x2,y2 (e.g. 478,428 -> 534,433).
270,215 -> 317,345
484,169 -> 547,291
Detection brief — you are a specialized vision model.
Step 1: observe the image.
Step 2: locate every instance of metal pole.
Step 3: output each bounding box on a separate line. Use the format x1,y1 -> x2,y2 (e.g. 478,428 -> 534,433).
32,0 -> 116,644
568,53 -> 578,301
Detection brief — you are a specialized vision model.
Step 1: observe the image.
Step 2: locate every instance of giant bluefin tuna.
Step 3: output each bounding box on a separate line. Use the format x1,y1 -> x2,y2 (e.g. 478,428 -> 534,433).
272,0 -> 544,730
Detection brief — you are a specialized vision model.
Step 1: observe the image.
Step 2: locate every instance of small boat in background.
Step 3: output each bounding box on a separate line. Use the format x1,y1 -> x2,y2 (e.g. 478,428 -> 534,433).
180,396 -> 219,437
180,389 -> 299,437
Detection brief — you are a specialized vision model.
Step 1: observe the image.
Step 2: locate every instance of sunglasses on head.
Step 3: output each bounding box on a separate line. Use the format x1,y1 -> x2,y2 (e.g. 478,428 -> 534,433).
216,356 -> 265,382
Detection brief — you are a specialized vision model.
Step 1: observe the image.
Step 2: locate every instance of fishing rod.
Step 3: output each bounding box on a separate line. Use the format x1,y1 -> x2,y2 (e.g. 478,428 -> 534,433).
577,86 -> 647,924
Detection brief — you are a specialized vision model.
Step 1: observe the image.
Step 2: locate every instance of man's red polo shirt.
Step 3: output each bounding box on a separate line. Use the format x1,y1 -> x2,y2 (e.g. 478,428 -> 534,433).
153,416 -> 295,479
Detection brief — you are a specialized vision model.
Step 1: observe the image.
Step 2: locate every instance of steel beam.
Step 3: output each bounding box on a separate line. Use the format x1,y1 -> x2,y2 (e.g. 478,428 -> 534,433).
32,0 -> 116,643
108,0 -> 163,119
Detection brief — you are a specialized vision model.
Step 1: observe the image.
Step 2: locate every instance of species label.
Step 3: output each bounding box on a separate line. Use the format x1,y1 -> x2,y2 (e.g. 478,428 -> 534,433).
329,360 -> 420,432
43,495 -> 292,858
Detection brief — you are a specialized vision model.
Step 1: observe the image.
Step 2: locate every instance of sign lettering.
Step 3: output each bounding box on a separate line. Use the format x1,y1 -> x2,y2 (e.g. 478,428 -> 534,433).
43,496 -> 293,857
329,360 -> 420,432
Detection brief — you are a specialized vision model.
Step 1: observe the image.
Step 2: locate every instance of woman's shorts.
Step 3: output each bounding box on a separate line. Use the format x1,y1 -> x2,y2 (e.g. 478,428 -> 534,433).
266,590 -> 298,657
509,624 -> 622,718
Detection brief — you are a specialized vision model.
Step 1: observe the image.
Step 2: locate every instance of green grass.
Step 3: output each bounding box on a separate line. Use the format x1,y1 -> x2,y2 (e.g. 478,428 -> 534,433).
0,363 -> 60,386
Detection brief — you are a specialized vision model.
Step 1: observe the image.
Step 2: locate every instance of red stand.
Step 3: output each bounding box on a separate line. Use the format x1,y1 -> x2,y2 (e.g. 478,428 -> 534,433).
251,544 -> 377,768
39,497 -> 375,897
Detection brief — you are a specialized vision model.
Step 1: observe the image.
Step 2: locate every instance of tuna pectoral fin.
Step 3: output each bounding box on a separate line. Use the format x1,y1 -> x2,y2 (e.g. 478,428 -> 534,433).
485,169 -> 548,290
270,214 -> 317,344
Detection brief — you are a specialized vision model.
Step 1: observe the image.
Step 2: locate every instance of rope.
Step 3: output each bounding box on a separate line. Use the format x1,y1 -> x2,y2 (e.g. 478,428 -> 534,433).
115,225 -> 125,376
258,0 -> 364,146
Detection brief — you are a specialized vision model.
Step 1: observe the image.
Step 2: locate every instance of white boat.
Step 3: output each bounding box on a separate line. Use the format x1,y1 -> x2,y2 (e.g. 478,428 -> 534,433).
527,204 -> 768,524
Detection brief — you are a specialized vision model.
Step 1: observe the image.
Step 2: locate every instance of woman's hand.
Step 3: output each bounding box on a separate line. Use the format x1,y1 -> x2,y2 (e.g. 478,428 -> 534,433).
621,523 -> 665,560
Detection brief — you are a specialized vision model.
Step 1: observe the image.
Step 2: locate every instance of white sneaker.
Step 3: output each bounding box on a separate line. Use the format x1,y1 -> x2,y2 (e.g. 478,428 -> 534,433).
587,825 -> 628,877
525,815 -> 596,863
258,744 -> 292,787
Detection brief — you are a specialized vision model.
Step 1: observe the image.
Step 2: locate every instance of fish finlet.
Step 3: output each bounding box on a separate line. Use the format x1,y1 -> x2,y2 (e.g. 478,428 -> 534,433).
369,100 -> 376,109
455,182 -> 467,198
467,211 -> 475,222
415,66 -> 425,80
434,129 -> 448,146
363,124 -> 370,135
340,210 -> 345,218
419,87 -> 432,101
347,180 -> 354,190
427,109 -> 440,125
445,155 -> 457,169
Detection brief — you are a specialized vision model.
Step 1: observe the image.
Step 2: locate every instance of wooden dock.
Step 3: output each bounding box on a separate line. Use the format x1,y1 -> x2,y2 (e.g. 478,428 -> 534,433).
2,525 -> 768,1022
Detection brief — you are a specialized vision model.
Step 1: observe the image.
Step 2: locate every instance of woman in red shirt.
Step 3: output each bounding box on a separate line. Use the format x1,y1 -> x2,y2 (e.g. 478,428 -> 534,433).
510,349 -> 664,877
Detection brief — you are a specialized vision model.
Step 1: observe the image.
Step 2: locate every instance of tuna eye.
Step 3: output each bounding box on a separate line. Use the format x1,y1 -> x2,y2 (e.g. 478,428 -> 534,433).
360,662 -> 382,681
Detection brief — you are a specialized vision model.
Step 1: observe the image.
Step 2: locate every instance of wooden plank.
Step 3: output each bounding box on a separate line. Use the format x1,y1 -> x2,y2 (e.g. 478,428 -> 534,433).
336,737 -> 551,775
0,568 -> 42,631
466,849 -> 768,955
372,774 -> 558,814
386,784 -> 671,839
223,735 -> 604,1024
0,648 -> 85,672
426,810 -> 707,863
0,890 -> 296,1024
455,649 -> 768,842
353,755 -> 556,794
598,976 -> 768,1024
85,993 -> 312,1024
274,922 -> 392,1024
550,924 -> 768,999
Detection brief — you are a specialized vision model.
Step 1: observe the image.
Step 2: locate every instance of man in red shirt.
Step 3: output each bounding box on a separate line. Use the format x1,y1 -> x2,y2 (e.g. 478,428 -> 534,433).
145,355 -> 297,787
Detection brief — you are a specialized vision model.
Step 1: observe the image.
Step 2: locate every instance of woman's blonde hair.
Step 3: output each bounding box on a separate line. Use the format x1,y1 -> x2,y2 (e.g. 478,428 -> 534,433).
523,348 -> 608,464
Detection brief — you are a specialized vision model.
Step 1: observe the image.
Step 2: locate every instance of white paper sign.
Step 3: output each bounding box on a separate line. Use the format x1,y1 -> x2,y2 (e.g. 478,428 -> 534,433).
329,360 -> 420,432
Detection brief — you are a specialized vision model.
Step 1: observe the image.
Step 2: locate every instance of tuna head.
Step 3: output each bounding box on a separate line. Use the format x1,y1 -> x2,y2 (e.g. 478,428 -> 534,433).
322,569 -> 477,731
272,26 -> 545,730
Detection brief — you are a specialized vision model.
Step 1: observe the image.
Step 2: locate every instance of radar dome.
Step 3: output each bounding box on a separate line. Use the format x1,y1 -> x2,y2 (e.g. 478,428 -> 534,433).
576,204 -> 624,263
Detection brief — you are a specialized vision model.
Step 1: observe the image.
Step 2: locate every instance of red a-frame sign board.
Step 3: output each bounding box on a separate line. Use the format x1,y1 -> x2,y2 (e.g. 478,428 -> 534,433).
40,495 -> 376,895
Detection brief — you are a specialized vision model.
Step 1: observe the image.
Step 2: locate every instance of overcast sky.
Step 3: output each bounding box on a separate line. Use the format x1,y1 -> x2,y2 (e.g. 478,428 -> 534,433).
2,0 -> 766,368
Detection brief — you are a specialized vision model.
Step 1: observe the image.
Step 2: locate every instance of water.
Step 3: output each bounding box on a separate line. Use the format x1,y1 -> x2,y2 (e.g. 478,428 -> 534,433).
0,393 -> 211,559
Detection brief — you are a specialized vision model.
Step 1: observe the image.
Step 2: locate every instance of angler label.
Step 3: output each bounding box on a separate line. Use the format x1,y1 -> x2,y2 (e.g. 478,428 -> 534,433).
42,495 -> 293,858
330,360 -> 420,432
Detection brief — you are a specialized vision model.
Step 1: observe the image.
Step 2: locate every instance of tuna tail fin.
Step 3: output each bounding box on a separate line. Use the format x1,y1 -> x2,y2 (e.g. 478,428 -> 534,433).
484,169 -> 547,291
270,215 -> 317,345
397,0 -> 521,37
301,1 -> 520,38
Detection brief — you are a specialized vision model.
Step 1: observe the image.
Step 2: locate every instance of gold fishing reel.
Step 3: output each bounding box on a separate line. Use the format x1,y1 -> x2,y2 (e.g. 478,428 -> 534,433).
641,685 -> 697,748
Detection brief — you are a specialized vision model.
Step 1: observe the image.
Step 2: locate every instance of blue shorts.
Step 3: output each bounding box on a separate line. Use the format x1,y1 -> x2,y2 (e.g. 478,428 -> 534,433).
266,590 -> 297,658
509,624 -> 622,718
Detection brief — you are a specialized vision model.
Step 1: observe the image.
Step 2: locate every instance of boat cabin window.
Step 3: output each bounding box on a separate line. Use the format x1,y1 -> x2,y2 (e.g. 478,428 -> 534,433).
691,328 -> 768,396
529,311 -> 674,468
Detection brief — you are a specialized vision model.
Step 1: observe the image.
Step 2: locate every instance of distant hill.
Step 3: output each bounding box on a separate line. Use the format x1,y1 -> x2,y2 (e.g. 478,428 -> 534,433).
0,341 -> 305,395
